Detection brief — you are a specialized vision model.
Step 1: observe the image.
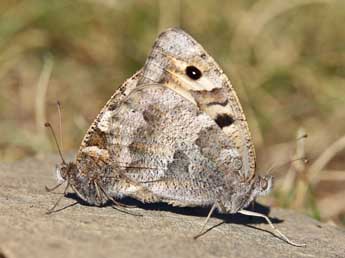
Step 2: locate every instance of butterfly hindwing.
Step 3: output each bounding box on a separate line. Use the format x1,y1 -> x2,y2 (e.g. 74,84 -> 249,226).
89,84 -> 250,211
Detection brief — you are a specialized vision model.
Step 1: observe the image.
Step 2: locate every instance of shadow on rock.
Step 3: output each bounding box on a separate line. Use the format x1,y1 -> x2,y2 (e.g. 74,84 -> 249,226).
64,192 -> 283,226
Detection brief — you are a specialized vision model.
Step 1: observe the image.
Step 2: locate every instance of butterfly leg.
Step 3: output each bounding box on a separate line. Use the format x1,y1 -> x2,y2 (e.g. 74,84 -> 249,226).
45,182 -> 64,192
193,203 -> 217,239
95,181 -> 142,217
238,209 -> 306,247
46,180 -> 74,214
85,149 -> 139,209
93,179 -> 134,209
93,180 -> 104,204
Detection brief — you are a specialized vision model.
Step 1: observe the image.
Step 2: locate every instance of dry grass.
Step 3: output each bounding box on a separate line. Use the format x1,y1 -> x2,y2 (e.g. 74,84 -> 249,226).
1,0 -> 344,225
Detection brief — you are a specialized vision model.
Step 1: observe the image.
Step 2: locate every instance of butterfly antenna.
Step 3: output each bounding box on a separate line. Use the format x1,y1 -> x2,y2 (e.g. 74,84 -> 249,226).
45,122 -> 66,164
265,157 -> 308,176
265,133 -> 309,175
296,133 -> 308,141
56,101 -> 64,152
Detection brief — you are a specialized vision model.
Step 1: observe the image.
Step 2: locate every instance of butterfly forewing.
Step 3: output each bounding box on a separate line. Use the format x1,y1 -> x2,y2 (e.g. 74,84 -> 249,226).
138,28 -> 256,181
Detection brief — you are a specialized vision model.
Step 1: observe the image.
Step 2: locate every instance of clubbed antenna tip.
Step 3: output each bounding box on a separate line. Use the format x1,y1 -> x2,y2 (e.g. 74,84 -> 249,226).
45,121 -> 66,164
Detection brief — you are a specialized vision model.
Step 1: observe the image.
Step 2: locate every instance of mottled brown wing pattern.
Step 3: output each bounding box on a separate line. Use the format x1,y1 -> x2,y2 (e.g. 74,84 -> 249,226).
77,69 -> 142,161
71,28 -> 259,211
78,28 -> 255,184
93,84 -> 254,212
138,28 -> 256,182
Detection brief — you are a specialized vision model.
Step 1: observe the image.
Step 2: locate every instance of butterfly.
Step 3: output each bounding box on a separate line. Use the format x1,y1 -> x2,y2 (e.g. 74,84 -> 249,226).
46,28 -> 304,247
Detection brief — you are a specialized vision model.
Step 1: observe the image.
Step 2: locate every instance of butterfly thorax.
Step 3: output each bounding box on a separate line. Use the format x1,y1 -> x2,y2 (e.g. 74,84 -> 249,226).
55,161 -> 109,206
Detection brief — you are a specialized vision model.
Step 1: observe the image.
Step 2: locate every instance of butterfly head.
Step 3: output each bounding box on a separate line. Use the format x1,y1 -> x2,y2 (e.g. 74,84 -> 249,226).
254,175 -> 273,196
235,175 -> 273,212
55,162 -> 77,183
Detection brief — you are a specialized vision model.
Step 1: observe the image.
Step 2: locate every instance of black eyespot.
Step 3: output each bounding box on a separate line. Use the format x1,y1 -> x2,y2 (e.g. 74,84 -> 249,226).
185,66 -> 202,80
215,114 -> 234,128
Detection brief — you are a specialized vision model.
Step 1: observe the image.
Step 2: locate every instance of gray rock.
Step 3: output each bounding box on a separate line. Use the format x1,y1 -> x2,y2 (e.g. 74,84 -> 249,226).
0,155 -> 344,258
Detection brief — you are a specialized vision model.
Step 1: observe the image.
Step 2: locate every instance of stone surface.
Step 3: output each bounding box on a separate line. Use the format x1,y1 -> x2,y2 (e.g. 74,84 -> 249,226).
0,155 -> 344,258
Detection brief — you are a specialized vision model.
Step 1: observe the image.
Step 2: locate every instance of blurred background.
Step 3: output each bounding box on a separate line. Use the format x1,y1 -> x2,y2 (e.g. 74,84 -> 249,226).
0,0 -> 344,226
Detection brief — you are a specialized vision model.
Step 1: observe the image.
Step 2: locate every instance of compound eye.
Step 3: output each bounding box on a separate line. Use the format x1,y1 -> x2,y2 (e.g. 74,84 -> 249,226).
261,179 -> 268,190
185,65 -> 202,80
